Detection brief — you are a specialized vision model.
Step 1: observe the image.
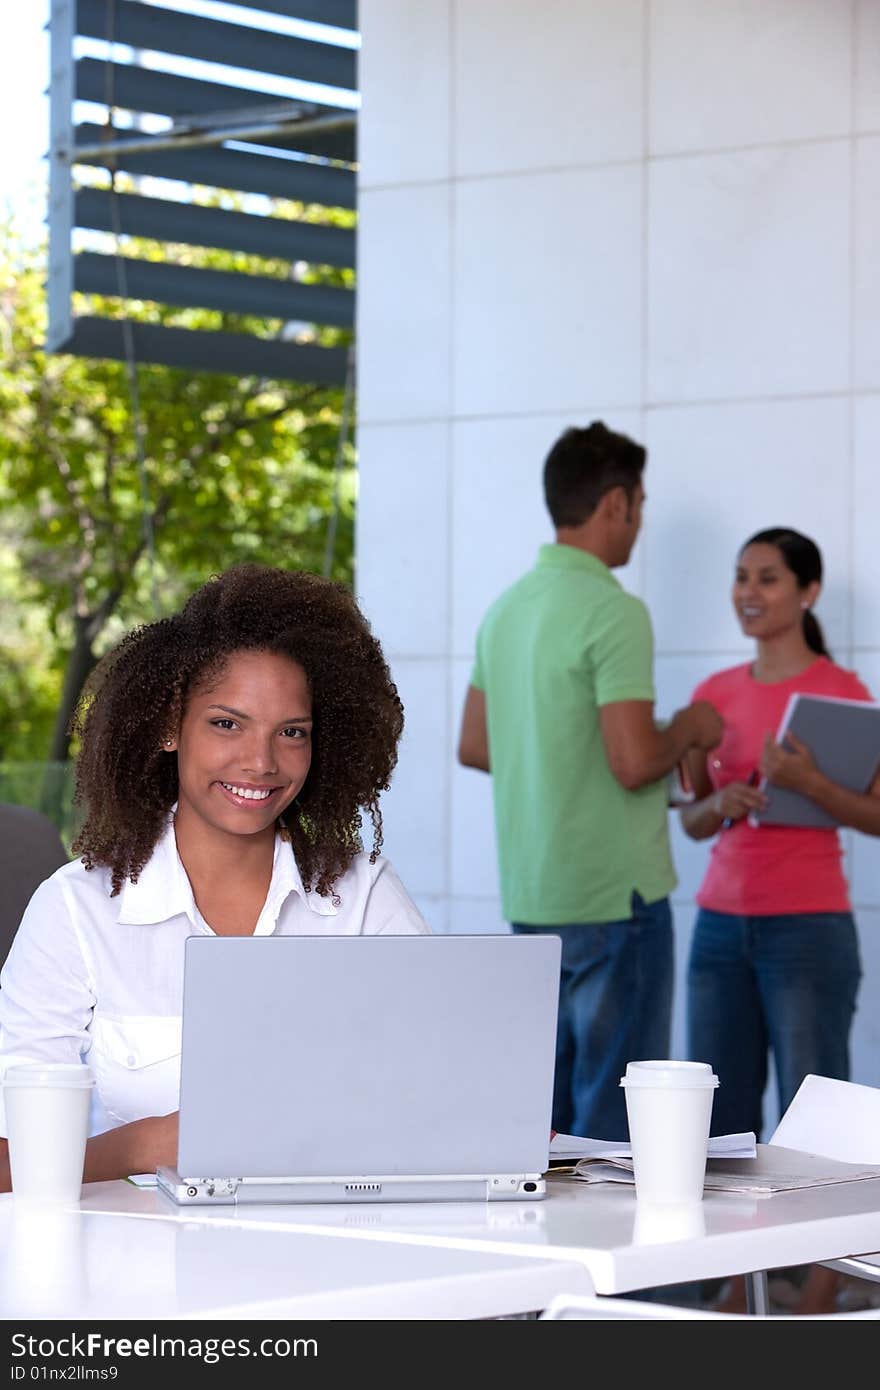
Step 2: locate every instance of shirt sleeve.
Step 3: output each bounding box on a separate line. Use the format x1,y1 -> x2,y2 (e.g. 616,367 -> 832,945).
470,625 -> 485,692
363,860 -> 432,936
0,876 -> 96,1137
592,593 -> 657,707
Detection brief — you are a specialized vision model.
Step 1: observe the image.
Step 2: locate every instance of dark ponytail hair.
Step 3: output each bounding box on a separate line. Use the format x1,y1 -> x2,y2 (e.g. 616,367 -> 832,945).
741,527 -> 830,659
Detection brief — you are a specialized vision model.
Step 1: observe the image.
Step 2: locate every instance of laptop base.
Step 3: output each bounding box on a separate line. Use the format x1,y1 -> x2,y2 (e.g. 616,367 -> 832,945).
156,1166 -> 546,1205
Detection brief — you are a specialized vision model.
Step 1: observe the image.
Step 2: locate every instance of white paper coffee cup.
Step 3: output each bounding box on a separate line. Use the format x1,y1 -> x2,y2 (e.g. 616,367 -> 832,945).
3,1063 -> 95,1204
620,1060 -> 718,1206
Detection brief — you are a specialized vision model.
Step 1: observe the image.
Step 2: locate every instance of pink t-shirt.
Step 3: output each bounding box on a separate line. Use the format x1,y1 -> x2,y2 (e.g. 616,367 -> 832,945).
691,657 -> 873,916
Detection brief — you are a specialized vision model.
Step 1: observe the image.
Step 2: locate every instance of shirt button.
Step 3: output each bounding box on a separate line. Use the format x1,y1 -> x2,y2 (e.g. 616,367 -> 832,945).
127,1054 -> 136,1066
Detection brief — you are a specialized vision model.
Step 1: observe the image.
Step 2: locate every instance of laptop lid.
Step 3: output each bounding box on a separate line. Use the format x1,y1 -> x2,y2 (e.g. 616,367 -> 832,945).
176,934 -> 560,1187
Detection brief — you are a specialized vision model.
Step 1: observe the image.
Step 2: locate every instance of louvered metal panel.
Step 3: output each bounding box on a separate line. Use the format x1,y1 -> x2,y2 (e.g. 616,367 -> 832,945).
75,60 -> 356,162
67,315 -> 348,381
226,0 -> 356,28
73,122 -> 356,206
74,251 -> 355,326
49,0 -> 358,382
74,189 -> 355,268
76,0 -> 356,93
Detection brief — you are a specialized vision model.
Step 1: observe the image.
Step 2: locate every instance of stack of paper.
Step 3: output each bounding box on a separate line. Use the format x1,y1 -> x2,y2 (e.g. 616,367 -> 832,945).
549,1131 -> 755,1163
547,1131 -> 756,1188
701,1144 -> 880,1195
547,1133 -> 880,1196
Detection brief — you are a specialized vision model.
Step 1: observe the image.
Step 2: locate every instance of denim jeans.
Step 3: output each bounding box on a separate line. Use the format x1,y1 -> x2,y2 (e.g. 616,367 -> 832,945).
512,894 -> 673,1141
687,908 -> 862,1139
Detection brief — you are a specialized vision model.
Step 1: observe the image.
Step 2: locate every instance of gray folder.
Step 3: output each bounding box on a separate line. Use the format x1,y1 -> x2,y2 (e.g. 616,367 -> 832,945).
753,693 -> 880,829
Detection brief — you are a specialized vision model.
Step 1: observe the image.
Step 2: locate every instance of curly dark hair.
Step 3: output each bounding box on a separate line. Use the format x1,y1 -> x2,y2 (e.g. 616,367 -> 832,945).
71,564 -> 404,898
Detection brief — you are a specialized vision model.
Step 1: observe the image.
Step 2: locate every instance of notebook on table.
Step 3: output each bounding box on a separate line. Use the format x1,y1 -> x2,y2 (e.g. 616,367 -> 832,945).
156,933 -> 561,1207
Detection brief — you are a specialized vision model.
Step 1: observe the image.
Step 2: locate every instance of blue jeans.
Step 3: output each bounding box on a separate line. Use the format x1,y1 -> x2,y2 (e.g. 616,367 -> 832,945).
687,908 -> 862,1139
512,894 -> 673,1141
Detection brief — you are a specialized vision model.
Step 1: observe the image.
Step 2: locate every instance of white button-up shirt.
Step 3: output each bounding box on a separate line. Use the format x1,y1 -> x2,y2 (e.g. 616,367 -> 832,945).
0,821 -> 429,1136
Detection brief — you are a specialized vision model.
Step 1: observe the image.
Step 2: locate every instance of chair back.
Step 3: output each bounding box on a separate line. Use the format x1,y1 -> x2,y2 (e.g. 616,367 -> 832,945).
0,804 -> 69,970
769,1074 -> 880,1163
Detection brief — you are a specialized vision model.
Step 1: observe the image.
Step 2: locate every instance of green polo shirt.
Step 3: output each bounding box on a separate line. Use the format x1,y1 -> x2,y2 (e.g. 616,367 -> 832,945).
471,543 -> 676,924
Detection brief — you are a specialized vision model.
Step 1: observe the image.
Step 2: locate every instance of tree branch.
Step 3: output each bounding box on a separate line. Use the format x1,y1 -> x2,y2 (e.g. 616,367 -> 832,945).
34,383 -> 98,552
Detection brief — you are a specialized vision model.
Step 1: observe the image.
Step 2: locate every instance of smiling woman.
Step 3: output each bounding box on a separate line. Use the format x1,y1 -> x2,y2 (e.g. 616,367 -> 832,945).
679,528 -> 880,1144
0,565 -> 429,1190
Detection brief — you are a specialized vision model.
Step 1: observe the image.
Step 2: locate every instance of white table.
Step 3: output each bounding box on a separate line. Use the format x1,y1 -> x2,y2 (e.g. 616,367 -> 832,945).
73,1170 -> 880,1306
0,1189 -> 591,1320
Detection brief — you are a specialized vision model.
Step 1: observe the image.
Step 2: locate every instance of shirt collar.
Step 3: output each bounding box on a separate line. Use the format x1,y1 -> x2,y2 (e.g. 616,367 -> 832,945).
117,816 -> 338,928
261,831 -> 339,924
536,542 -> 621,588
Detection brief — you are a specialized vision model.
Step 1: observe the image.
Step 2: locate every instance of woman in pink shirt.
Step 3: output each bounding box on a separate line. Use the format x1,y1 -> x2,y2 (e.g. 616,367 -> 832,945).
681,527 -> 880,1141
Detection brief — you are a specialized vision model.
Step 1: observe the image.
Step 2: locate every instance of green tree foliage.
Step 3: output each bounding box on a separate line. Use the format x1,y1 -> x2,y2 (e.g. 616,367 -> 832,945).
0,208 -> 355,763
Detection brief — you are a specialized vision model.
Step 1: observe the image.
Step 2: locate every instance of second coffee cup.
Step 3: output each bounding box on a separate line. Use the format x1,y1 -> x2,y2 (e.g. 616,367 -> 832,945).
3,1063 -> 94,1205
620,1059 -> 718,1206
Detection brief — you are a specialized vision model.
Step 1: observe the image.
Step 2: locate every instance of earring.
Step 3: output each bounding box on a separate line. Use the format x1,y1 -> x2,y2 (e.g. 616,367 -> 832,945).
801,601 -> 810,611
162,738 -> 174,748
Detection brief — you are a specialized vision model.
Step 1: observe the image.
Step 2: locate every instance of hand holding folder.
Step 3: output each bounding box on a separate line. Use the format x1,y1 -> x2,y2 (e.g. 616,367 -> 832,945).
760,728 -> 818,791
751,693 -> 880,829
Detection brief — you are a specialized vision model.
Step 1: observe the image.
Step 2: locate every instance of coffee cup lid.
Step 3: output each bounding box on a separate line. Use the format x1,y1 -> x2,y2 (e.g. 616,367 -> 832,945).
3,1063 -> 95,1090
619,1060 -> 719,1089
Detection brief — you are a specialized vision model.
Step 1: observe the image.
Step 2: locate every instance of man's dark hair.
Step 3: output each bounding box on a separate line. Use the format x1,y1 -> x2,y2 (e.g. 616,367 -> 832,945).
542,421 -> 646,528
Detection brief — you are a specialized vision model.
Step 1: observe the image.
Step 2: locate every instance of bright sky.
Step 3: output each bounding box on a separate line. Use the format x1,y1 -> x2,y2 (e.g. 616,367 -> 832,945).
0,1 -> 358,246
2,4 -> 50,242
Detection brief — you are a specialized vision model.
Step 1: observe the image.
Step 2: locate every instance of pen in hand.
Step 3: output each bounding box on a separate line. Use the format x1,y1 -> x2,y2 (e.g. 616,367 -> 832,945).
721,769 -> 761,831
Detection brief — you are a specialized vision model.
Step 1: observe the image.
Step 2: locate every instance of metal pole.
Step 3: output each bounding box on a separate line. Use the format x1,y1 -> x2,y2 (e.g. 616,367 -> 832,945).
47,0 -> 75,351
70,113 -> 356,164
745,1270 -> 770,1315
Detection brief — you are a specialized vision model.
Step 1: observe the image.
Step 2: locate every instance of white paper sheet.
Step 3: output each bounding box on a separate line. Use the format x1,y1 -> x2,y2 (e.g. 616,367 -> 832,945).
549,1131 -> 756,1162
553,1142 -> 880,1196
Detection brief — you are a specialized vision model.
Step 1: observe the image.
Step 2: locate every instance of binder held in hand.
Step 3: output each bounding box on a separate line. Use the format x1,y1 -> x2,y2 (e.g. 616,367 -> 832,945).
751,692 -> 880,829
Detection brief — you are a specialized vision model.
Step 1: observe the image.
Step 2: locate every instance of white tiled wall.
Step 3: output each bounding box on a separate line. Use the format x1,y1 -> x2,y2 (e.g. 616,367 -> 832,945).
856,0 -> 880,134
648,0 -> 851,152
357,184 -> 452,424
358,1 -> 451,187
643,398 -> 852,653
853,397 -> 880,648
453,165 -> 643,416
358,0 -> 880,1089
356,422 -> 450,655
453,0 -> 644,176
647,143 -> 850,402
854,136 -> 880,391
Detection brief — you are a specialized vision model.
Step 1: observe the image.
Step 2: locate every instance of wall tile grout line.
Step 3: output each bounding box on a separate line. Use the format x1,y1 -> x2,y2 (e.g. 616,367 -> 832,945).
359,388 -> 880,431
443,0 -> 458,933
847,0 -> 858,659
360,128 -> 880,196
637,0 -> 651,601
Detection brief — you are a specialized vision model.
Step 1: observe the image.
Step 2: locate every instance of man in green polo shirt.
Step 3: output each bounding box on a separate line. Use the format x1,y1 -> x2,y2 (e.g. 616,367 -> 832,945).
457,422 -> 723,1140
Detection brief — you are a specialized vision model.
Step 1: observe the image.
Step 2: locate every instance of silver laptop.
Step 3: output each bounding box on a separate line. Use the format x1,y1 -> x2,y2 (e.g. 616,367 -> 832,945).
157,933 -> 561,1206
